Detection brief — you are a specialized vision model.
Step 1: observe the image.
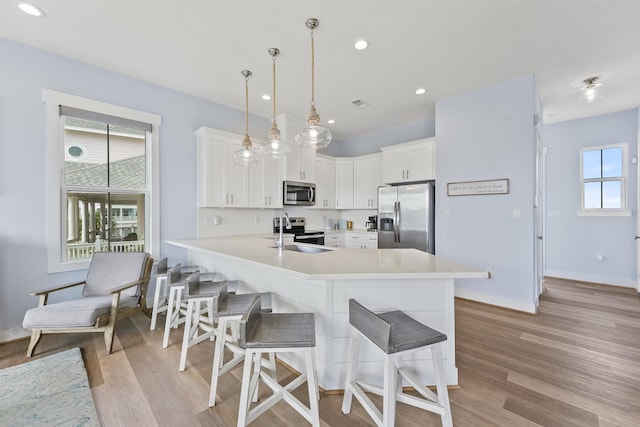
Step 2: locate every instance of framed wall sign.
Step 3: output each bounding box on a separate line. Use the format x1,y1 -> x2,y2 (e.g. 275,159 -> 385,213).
447,179 -> 509,196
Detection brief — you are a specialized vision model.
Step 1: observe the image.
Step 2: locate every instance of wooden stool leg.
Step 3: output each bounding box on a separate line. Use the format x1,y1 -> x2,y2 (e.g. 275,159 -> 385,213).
341,331 -> 361,414
382,353 -> 398,427
149,276 -> 164,330
179,299 -> 198,371
237,349 -> 256,427
432,344 -> 453,427
209,318 -> 228,407
162,287 -> 177,348
305,348 -> 320,427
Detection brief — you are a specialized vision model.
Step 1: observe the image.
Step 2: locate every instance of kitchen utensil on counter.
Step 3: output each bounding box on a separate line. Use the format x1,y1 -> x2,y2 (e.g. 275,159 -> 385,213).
366,215 -> 378,231
339,219 -> 347,230
346,221 -> 353,230
323,217 -> 334,230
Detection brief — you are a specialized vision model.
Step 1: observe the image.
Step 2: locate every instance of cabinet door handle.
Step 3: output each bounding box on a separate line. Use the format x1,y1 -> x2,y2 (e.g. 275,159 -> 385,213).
231,194 -> 234,204
226,194 -> 229,204
402,170 -> 405,180
406,169 -> 409,180
269,196 -> 271,205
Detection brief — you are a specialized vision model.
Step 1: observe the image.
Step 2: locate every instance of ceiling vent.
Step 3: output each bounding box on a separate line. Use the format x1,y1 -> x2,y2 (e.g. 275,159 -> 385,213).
350,98 -> 370,109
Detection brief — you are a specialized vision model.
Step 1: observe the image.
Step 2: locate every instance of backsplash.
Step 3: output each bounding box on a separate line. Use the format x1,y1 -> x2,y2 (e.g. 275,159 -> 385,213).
197,207 -> 377,238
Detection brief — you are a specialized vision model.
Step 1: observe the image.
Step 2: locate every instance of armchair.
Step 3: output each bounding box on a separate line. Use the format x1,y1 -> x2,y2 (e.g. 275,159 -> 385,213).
22,252 -> 153,357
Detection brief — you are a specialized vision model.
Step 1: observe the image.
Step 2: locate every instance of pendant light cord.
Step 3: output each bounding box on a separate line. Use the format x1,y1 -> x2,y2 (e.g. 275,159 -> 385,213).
310,29 -> 315,105
245,76 -> 249,137
272,56 -> 277,120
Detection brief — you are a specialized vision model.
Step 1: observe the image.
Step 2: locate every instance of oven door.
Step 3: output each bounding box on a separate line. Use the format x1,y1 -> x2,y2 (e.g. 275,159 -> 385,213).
294,233 -> 325,245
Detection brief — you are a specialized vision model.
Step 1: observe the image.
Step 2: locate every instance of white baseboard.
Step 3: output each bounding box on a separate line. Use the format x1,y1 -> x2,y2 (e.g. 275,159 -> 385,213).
0,327 -> 30,343
545,269 -> 637,288
454,288 -> 537,314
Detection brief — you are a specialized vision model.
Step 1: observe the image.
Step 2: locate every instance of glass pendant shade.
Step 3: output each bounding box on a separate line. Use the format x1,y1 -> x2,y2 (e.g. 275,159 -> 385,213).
233,134 -> 260,166
233,70 -> 260,166
260,47 -> 290,158
296,18 -> 332,149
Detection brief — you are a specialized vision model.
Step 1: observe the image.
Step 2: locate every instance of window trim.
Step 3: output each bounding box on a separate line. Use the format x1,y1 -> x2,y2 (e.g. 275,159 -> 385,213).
44,89 -> 161,273
577,142 -> 630,217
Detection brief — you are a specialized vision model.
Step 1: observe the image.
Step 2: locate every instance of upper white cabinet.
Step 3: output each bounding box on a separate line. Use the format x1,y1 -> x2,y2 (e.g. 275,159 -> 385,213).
196,127 -> 276,208
315,155 -> 336,209
278,113 -> 316,183
381,138 -> 435,184
335,159 -> 354,209
353,153 -> 382,209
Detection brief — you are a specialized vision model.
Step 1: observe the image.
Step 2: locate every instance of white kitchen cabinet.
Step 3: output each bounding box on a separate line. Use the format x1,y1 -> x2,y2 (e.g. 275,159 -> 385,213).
345,232 -> 378,249
278,113 -> 316,183
315,155 -> 335,209
196,127 -> 251,207
253,154 -> 283,208
335,159 -> 354,209
353,153 -> 382,209
324,232 -> 344,248
381,138 -> 435,184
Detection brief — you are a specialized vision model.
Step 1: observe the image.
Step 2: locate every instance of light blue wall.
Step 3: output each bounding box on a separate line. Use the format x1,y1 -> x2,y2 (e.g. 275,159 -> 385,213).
544,109 -> 638,286
0,38 -> 270,331
435,74 -> 538,312
323,118 -> 436,157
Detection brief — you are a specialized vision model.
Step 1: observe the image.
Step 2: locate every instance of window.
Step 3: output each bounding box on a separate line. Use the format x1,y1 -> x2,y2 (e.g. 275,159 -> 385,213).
579,143 -> 629,216
45,90 -> 161,272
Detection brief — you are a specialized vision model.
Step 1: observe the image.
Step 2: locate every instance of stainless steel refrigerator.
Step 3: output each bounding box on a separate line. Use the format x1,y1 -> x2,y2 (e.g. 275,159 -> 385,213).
378,182 -> 435,254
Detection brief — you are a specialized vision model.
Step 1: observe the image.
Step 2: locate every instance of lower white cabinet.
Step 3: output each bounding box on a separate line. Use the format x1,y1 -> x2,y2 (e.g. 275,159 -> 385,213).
345,232 -> 378,249
324,232 -> 345,248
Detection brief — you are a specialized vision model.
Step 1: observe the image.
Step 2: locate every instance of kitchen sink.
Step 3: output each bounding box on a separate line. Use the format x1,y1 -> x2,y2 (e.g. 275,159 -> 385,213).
271,244 -> 332,254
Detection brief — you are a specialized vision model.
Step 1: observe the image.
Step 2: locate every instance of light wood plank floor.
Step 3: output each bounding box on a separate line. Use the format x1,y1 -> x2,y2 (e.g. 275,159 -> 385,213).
2,277 -> 639,426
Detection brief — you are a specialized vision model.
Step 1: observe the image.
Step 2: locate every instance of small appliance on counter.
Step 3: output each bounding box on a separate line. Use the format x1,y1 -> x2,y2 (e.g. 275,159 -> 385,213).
273,216 -> 325,245
366,215 -> 378,231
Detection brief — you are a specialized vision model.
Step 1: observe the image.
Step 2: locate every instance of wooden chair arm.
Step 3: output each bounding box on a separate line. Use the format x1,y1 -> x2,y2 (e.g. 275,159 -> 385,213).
29,280 -> 86,297
105,277 -> 147,295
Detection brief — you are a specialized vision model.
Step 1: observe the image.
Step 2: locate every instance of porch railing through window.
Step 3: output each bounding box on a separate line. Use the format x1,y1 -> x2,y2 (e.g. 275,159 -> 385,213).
67,240 -> 145,260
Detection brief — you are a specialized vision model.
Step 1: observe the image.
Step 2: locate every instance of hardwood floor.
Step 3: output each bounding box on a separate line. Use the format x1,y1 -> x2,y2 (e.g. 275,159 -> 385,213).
2,277 -> 639,426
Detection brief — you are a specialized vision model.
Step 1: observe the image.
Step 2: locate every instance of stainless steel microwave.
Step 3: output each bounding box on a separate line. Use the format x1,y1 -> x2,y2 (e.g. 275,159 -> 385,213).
283,181 -> 316,206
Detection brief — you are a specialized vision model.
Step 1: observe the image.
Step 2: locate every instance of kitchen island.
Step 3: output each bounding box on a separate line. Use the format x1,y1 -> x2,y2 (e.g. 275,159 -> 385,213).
167,235 -> 488,391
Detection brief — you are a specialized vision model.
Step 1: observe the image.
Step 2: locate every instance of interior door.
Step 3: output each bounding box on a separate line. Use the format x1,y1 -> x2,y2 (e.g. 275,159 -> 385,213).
534,115 -> 546,305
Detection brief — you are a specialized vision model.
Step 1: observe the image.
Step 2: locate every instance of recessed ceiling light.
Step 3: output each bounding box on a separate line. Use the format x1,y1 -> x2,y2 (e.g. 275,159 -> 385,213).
415,88 -> 427,95
261,94 -> 271,101
354,39 -> 369,50
18,2 -> 45,17
327,119 -> 335,124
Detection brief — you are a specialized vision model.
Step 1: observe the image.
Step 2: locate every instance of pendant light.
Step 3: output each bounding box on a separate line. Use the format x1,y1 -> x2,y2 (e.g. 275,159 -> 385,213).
259,48 -> 290,158
233,70 -> 260,166
295,18 -> 332,149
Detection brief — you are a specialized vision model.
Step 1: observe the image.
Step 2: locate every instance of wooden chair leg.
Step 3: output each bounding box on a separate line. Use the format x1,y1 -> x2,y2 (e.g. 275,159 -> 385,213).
26,329 -> 42,357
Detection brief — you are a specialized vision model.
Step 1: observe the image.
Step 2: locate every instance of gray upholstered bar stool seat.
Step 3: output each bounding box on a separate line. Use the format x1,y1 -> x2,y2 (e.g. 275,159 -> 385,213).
149,258 -> 200,330
342,299 -> 452,427
179,276 -> 271,373
236,296 -> 319,427
161,263 -> 219,348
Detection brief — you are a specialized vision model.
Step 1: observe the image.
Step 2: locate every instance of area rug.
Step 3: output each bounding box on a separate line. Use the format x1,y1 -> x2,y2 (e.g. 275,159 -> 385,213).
0,347 -> 100,426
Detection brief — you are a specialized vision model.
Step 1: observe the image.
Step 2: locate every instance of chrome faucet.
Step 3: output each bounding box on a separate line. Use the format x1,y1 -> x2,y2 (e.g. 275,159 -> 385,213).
275,210 -> 292,250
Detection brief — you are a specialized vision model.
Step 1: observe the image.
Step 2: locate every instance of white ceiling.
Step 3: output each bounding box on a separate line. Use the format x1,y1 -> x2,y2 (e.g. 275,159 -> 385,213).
2,0 -> 639,139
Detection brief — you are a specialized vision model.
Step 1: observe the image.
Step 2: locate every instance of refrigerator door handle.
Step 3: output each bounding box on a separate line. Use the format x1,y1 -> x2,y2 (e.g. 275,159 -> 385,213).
396,201 -> 400,243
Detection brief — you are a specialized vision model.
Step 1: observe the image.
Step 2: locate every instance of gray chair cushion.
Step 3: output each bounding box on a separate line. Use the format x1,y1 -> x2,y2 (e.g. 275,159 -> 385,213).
23,295 -> 139,329
83,252 -> 149,298
348,299 -> 447,354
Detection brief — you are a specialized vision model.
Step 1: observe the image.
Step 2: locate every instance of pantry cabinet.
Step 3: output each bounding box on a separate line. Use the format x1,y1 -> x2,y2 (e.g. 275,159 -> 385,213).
381,138 -> 435,184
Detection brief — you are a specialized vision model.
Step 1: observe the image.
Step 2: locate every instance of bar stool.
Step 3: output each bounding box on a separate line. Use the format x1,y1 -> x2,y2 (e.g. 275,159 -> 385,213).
341,299 -> 452,427
208,290 -> 274,406
179,277 -> 271,373
236,296 -> 319,427
162,263 -> 217,348
149,258 -> 199,330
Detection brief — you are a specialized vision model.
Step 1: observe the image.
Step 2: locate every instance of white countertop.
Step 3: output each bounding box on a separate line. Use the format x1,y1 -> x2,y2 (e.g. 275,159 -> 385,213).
167,235 -> 489,281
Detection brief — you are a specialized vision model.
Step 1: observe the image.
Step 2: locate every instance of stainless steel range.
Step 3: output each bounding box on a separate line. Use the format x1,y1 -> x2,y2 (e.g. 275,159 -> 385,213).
273,217 -> 325,245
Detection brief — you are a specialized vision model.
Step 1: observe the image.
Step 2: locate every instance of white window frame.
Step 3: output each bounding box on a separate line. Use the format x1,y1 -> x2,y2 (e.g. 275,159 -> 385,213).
578,142 -> 631,217
44,89 -> 161,272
